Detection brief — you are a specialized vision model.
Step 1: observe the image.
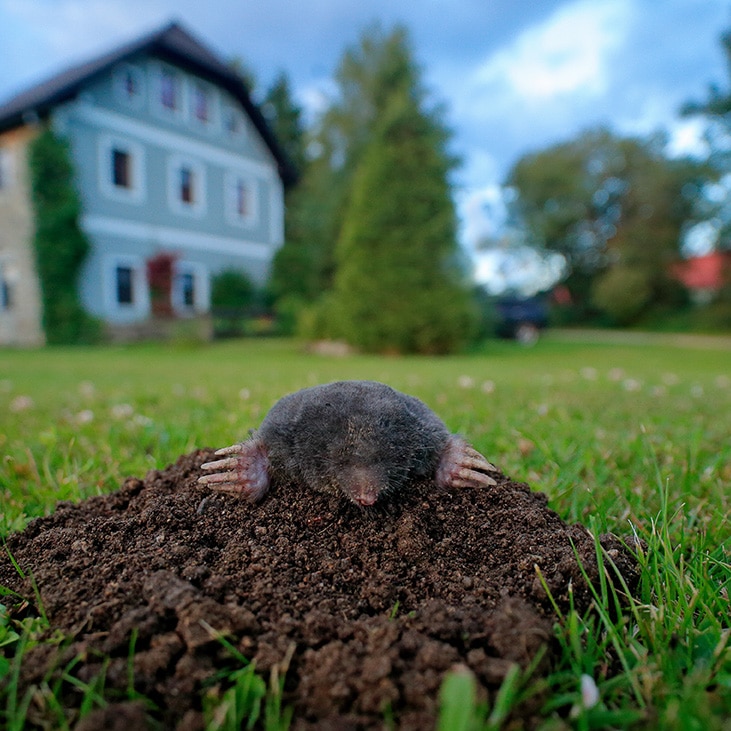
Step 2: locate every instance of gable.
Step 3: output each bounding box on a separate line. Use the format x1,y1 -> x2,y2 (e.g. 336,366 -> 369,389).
0,22 -> 297,186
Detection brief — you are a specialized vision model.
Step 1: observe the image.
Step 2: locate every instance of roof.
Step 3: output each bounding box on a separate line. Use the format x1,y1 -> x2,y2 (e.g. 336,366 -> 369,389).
0,22 -> 297,186
672,251 -> 731,291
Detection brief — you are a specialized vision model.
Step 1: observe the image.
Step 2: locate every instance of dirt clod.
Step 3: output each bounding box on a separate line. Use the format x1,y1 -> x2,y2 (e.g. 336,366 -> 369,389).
0,450 -> 640,729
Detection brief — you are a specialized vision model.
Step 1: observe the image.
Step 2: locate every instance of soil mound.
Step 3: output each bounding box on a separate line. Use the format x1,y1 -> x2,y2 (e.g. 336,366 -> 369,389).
0,450 -> 639,730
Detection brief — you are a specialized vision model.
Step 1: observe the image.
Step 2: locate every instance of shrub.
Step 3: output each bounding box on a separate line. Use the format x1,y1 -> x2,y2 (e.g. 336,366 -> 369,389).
28,128 -> 100,344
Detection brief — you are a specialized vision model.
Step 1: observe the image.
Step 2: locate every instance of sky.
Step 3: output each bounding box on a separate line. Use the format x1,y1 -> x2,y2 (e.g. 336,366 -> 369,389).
1,0 -> 729,291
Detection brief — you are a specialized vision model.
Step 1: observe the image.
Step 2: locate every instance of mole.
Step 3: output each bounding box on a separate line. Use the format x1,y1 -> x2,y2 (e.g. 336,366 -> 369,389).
198,380 -> 498,507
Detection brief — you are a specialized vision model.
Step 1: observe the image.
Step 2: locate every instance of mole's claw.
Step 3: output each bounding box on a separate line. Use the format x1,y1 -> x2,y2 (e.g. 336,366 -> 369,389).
436,435 -> 499,490
213,443 -> 247,456
452,468 -> 497,487
198,439 -> 271,502
463,446 -> 498,472
200,456 -> 240,472
198,470 -> 240,485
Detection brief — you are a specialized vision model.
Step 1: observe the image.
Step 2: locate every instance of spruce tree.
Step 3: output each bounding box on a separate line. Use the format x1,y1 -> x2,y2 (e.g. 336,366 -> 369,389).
330,84 -> 475,354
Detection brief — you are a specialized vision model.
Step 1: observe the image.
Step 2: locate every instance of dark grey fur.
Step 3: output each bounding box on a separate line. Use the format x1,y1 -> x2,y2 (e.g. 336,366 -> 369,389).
199,380 -> 497,506
260,380 -> 450,499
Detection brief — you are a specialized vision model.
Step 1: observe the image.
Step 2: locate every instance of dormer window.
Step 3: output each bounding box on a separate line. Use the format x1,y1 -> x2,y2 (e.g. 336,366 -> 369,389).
113,64 -> 145,107
160,68 -> 180,111
193,84 -> 210,123
223,106 -> 245,137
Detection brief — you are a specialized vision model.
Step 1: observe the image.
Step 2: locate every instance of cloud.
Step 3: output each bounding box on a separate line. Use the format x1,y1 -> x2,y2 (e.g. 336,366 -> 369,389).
467,0 -> 633,110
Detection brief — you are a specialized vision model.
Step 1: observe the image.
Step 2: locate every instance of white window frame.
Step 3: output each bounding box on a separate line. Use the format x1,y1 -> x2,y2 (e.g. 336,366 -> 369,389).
224,171 -> 258,228
172,260 -> 208,315
167,154 -> 207,217
104,254 -> 149,319
113,63 -> 146,109
98,134 -> 146,204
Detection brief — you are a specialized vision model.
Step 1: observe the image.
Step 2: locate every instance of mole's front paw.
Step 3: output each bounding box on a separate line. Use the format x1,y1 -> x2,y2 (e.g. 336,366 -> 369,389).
436,435 -> 498,489
198,440 -> 271,502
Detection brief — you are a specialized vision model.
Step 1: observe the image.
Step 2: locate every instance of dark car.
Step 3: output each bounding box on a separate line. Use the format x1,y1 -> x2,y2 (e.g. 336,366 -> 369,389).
494,295 -> 549,344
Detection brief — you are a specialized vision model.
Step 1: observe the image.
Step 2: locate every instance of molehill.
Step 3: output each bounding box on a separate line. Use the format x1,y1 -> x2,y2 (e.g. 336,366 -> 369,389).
0,450 -> 640,730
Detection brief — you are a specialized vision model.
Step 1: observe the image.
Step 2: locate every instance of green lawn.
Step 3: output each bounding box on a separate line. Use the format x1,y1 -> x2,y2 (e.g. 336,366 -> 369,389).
1,335 -> 730,728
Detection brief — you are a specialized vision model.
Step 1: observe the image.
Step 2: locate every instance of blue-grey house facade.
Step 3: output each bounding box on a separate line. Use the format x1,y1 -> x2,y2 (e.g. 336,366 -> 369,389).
0,22 -> 295,345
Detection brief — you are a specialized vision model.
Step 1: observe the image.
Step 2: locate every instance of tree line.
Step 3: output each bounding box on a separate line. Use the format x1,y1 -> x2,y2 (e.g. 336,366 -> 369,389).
236,23 -> 731,350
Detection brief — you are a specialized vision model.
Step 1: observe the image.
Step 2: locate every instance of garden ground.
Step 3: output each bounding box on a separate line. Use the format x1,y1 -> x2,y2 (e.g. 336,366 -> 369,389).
1,334 -> 729,729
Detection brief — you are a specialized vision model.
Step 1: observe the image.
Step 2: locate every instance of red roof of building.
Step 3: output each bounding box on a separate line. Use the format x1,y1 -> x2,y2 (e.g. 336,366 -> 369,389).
672,251 -> 731,291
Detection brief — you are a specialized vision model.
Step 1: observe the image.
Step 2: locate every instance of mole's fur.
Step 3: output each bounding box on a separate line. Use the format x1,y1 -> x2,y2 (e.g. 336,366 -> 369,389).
199,380 -> 498,506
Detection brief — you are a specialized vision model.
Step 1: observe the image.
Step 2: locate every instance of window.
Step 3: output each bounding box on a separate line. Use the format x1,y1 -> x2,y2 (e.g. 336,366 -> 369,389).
160,68 -> 180,111
234,179 -> 248,217
180,166 -> 194,204
223,105 -> 245,137
0,261 -> 15,311
181,272 -> 195,307
113,64 -> 145,107
225,172 -> 257,227
99,135 -> 145,203
0,279 -> 11,310
193,84 -> 209,123
112,148 -> 131,188
0,149 -> 12,191
105,256 -> 148,321
168,156 -> 206,216
115,265 -> 134,305
172,262 -> 208,315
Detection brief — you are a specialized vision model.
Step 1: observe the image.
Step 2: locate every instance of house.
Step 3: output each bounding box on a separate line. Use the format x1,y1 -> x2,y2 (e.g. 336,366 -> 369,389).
672,251 -> 731,305
0,21 -> 296,345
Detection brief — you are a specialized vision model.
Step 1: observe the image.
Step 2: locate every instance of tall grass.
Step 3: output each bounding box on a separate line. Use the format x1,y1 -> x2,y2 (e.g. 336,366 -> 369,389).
1,334 -> 729,727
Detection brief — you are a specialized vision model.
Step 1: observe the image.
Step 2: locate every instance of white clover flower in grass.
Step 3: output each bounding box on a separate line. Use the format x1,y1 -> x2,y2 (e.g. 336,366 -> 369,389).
481,380 -> 495,394
457,375 -> 475,389
571,673 -> 600,718
9,395 -> 33,412
238,388 -> 251,400
111,404 -> 134,420
76,410 -> 94,425
622,378 -> 642,392
691,384 -> 704,398
78,381 -> 95,398
580,367 -> 598,380
581,673 -> 600,708
608,368 -> 624,381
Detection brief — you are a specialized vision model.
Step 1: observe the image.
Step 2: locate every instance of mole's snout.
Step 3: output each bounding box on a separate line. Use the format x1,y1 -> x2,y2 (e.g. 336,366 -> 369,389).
345,466 -> 384,507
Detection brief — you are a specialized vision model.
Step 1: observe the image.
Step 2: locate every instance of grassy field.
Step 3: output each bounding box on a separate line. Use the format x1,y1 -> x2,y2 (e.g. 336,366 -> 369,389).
1,334 -> 730,728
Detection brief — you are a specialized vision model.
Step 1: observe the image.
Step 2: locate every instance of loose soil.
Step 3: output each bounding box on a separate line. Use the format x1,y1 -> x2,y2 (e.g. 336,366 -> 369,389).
1,450 -> 640,730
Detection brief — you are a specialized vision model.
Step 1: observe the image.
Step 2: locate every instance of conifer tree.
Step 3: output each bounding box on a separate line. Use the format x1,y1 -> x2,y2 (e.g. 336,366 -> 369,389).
329,60 -> 475,353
